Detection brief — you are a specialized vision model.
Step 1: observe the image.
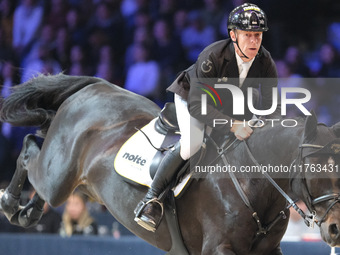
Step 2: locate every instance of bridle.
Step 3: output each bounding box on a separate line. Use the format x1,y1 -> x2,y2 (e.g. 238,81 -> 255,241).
292,143 -> 340,227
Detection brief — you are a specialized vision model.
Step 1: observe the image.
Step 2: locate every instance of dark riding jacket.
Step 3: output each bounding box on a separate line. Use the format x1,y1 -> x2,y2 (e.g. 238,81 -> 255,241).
167,38 -> 280,134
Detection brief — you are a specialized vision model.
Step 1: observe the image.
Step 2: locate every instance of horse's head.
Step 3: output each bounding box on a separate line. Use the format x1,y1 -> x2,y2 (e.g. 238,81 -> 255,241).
291,113 -> 340,247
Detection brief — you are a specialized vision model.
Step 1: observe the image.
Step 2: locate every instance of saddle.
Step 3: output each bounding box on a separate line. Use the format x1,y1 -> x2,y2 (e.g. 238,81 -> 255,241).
114,102 -> 193,195
154,102 -> 180,135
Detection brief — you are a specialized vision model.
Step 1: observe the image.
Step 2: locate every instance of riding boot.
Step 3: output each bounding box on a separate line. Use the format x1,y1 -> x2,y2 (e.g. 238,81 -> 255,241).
134,141 -> 186,231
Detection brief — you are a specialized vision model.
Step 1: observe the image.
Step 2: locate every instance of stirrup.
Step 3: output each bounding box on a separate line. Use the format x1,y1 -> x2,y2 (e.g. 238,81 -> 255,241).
134,198 -> 164,232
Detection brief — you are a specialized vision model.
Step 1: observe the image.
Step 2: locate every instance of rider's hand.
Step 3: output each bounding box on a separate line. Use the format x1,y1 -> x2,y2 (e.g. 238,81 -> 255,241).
248,117 -> 266,128
230,120 -> 253,140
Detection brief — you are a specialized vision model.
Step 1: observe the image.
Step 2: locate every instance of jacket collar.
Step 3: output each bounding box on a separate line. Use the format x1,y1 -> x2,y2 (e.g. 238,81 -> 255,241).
223,39 -> 263,88
224,41 -> 239,78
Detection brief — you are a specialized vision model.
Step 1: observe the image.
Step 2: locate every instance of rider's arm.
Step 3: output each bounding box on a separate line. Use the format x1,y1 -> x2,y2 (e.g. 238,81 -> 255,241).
187,49 -> 236,135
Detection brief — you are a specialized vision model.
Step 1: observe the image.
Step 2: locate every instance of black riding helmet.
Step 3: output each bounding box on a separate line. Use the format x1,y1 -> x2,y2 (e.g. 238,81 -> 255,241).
228,3 -> 268,58
228,3 -> 268,32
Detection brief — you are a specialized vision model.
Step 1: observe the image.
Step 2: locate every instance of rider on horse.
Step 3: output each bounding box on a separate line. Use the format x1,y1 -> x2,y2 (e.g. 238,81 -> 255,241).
134,3 -> 281,231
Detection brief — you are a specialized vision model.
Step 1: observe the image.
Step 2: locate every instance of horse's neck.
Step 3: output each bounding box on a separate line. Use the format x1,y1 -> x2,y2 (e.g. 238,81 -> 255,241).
201,126 -> 304,219
241,124 -> 304,198
221,124 -> 304,197
250,123 -> 304,165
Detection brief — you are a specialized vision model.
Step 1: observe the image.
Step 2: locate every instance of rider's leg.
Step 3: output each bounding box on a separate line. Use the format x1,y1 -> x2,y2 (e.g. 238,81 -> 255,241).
144,94 -> 205,197
175,94 -> 205,161
135,95 -> 204,230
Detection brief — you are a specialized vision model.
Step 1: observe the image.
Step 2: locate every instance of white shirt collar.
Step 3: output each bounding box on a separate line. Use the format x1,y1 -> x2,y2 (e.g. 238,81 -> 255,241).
235,52 -> 255,76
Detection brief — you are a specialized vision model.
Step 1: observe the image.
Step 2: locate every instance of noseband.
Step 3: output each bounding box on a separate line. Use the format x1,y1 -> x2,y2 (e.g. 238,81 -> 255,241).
311,193 -> 340,226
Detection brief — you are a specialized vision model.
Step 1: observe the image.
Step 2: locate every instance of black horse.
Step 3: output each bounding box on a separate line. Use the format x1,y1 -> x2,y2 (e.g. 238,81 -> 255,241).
1,74 -> 340,255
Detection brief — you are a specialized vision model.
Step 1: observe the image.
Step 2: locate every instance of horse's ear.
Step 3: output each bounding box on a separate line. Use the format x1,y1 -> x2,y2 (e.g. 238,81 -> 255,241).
332,121 -> 340,137
303,110 -> 318,142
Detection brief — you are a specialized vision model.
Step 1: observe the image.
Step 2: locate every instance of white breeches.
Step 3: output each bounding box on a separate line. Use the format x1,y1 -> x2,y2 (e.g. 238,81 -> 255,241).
174,94 -> 205,160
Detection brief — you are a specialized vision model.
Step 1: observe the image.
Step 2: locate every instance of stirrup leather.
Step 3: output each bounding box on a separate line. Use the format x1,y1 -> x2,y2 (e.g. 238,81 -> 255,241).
134,198 -> 164,232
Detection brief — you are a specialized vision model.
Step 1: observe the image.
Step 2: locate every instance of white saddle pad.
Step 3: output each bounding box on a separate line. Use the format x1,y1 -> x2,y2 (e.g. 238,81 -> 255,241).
114,118 -> 191,197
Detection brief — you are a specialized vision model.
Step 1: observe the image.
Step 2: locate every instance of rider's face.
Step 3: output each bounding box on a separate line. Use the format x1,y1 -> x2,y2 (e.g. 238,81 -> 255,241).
230,30 -> 263,61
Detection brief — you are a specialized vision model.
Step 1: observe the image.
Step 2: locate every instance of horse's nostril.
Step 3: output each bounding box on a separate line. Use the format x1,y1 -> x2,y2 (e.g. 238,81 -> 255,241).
329,224 -> 340,238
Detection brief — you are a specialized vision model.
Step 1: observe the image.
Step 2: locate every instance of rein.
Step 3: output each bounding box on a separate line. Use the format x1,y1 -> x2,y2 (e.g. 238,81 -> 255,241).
243,141 -> 316,228
209,137 -> 288,236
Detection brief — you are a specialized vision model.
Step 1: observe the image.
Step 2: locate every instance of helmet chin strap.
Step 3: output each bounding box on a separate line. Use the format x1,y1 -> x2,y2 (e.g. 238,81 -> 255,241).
231,30 -> 249,59
232,37 -> 249,59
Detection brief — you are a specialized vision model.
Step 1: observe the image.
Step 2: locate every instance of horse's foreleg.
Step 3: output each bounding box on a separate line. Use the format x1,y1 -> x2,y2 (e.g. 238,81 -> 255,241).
0,167 -> 27,216
11,193 -> 45,227
0,134 -> 45,227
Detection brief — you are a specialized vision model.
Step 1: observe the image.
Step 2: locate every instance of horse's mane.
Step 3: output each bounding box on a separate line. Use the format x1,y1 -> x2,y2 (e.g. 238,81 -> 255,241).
249,116 -> 306,138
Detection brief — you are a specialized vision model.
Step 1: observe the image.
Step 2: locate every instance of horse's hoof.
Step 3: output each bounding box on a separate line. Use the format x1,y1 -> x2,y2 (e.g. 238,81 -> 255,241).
0,189 -> 20,215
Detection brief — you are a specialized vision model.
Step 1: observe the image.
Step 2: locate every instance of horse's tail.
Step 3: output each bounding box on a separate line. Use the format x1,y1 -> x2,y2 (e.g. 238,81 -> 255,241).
0,73 -> 104,136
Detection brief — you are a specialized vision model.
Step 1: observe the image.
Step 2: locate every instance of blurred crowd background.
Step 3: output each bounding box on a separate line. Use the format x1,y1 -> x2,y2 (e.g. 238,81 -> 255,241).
0,0 -> 339,239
